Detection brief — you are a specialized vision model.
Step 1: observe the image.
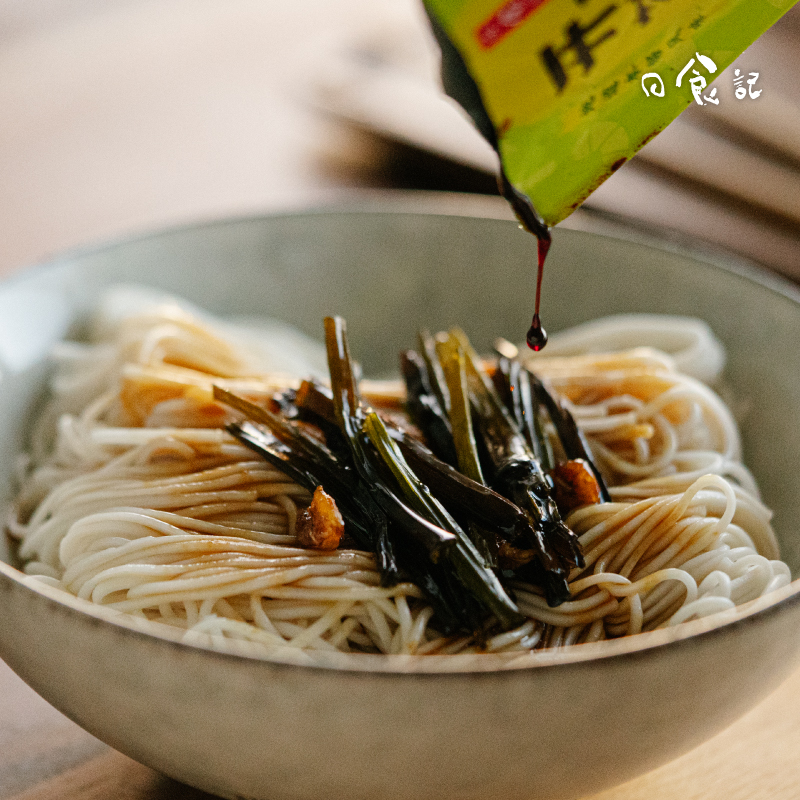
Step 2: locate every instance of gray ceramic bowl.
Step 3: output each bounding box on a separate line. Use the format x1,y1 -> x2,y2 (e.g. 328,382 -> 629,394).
1,199 -> 800,800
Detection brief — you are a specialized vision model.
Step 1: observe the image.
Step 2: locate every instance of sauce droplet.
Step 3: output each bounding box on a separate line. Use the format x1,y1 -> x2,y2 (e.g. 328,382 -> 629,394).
527,314 -> 547,351
529,236 -> 550,351
498,169 -> 552,351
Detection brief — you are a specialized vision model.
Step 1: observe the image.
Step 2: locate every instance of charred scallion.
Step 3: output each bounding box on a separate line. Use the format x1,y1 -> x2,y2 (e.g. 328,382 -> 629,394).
435,335 -> 500,567
229,414 -> 480,633
214,386 -> 400,581
227,421 -> 375,549
300,332 -> 583,598
493,356 -> 554,471
435,337 -> 483,483
400,349 -> 457,466
326,317 -> 523,630
362,411 -> 522,628
293,378 -> 534,542
323,317 -> 459,560
419,329 -> 450,416
529,373 -> 611,503
450,327 -> 584,606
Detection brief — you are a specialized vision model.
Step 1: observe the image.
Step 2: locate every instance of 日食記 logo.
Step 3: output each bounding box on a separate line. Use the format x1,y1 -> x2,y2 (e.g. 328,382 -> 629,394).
641,53 -> 762,105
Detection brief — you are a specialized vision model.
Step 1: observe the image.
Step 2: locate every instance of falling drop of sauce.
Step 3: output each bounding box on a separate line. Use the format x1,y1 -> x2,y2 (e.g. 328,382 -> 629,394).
498,169 -> 552,351
526,315 -> 547,351
525,237 -> 550,350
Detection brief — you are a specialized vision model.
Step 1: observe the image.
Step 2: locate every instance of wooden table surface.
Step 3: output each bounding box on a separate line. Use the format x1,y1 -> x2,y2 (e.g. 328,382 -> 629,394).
2,1 -> 800,797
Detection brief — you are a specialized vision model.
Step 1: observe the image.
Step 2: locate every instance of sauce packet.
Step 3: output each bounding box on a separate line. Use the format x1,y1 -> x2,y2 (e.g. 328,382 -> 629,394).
423,0 -> 797,225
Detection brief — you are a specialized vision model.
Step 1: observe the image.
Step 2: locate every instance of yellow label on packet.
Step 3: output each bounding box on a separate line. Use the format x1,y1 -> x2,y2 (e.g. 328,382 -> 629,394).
424,0 -> 797,225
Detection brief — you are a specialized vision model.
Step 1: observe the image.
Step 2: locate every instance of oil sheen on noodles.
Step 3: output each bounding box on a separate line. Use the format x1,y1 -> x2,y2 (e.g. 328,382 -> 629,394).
8,291 -> 790,660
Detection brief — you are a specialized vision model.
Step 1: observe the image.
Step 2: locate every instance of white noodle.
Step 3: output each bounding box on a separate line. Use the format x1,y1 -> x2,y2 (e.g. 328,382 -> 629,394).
9,294 -> 790,656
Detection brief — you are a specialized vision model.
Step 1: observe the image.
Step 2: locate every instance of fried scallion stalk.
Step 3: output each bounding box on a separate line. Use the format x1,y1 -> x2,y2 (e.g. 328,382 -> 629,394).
435,335 -> 501,567
215,386 -> 399,582
400,349 -> 457,466
528,373 -> 611,503
220,318 -> 599,633
419,329 -> 450,416
493,356 -> 554,472
449,328 -> 583,606
294,379 -> 538,545
325,316 -> 523,630
226,402 -> 496,634
490,355 -> 611,506
363,410 -> 523,629
295,343 -> 587,607
435,337 -> 483,483
222,389 -> 475,583
324,318 -> 458,562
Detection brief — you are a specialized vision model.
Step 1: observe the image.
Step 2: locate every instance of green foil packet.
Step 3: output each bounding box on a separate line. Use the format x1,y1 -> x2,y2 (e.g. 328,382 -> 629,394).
423,0 -> 797,225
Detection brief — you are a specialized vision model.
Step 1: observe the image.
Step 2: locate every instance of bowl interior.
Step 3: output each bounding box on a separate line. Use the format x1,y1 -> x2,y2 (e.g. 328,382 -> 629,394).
2,204 -> 800,580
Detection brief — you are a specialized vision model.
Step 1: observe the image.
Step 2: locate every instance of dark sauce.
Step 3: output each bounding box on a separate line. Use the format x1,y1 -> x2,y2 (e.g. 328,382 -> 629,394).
498,169 -> 551,351
527,314 -> 547,351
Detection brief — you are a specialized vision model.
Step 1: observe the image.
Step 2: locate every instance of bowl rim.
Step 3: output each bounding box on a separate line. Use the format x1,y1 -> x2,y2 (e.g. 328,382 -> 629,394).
10,189 -> 800,309
3,197 -> 800,676
3,562 -> 799,675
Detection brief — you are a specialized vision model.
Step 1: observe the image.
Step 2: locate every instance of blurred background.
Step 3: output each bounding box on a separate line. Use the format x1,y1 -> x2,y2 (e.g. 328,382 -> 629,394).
1,1 -> 800,798
1,0 -> 799,280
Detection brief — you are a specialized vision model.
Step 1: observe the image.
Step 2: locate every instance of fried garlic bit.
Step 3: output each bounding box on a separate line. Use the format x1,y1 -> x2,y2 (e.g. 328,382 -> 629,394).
296,486 -> 345,551
549,459 -> 602,516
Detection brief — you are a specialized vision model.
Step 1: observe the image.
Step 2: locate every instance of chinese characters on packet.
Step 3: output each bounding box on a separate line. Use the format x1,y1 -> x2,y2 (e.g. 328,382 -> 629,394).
733,68 -> 762,99
533,0 -> 709,113
528,0 -> 762,112
641,53 -> 762,106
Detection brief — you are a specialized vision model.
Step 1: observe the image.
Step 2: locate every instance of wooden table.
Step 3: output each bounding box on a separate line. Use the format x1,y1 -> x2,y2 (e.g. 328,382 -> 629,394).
2,1 -> 800,797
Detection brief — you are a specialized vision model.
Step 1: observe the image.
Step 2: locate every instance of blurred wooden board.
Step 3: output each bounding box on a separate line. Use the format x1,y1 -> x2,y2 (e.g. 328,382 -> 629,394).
1,0 -> 799,280
306,1 -> 800,279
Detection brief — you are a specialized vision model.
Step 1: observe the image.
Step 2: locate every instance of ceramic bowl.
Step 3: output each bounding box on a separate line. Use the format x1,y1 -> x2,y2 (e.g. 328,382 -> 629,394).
2,198 -> 800,800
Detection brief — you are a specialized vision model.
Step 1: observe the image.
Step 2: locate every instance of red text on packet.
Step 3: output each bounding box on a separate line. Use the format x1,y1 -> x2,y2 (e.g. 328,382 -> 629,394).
476,0 -> 551,49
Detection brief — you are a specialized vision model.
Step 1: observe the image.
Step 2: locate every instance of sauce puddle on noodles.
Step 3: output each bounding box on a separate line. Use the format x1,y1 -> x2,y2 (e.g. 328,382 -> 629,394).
8,290 -> 790,658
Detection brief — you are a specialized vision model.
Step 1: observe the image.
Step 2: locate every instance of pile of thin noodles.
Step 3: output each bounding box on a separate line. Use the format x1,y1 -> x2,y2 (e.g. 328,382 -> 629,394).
8,291 -> 791,657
